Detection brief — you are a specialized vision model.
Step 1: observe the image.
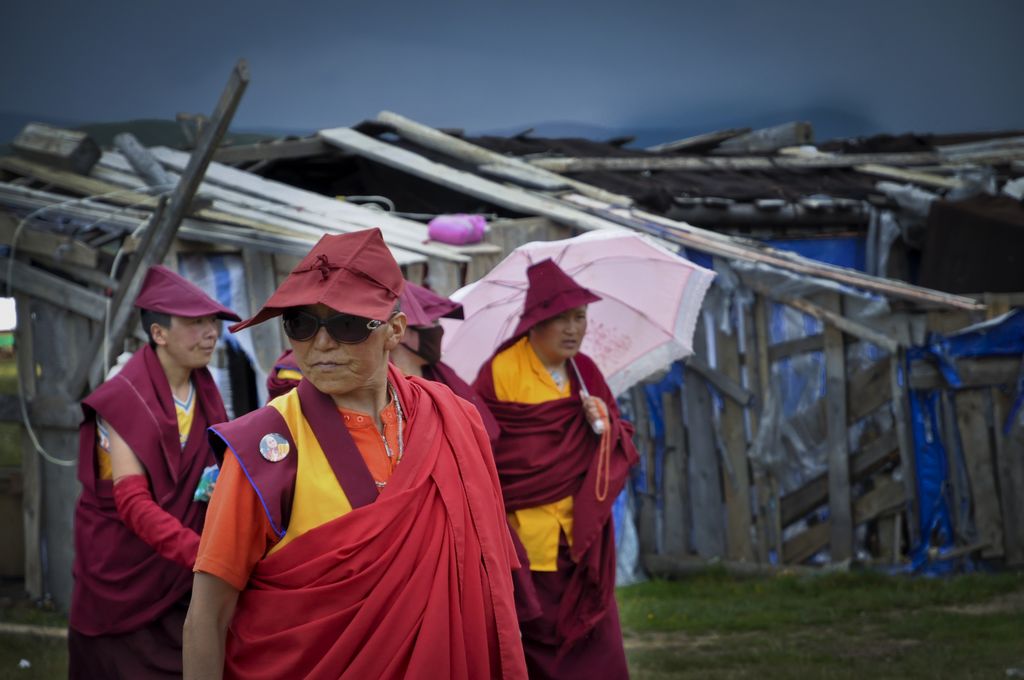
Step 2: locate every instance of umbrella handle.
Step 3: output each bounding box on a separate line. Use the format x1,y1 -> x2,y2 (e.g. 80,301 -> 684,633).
570,358 -> 606,435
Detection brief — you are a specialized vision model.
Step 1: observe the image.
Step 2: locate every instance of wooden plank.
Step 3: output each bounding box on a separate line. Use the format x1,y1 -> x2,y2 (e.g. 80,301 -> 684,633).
319,127 -> 628,239
563,195 -> 984,312
784,475 -> 906,564
24,297 -> 90,609
213,137 -> 330,165
908,357 -> 1020,390
0,257 -> 107,322
426,257 -> 463,297
994,391 -> 1024,566
137,148 -> 464,264
645,127 -> 751,153
12,123 -> 99,174
753,296 -> 782,561
685,321 -> 724,558
767,334 -> 826,362
740,299 -> 769,564
530,147 -> 1024,173
477,163 -> 569,191
631,385 -> 658,558
375,110 -> 632,206
662,388 -> 689,556
889,348 -> 920,548
684,352 -> 753,406
71,60 -> 250,397
0,213 -> 99,268
876,513 -> 898,564
713,121 -> 813,155
780,429 -> 899,527
742,277 -> 900,352
715,324 -> 754,561
15,294 -> 42,599
854,163 -> 965,190
484,217 -> 571,257
823,293 -> 853,562
953,390 -> 1004,558
849,357 -> 892,423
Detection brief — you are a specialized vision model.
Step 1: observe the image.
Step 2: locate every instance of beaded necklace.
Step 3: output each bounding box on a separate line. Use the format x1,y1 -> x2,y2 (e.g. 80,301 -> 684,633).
375,381 -> 404,489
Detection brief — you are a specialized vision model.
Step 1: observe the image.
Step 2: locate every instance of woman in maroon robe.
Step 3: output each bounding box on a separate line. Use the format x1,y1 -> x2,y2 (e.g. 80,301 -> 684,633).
70,265 -> 239,679
474,259 -> 639,679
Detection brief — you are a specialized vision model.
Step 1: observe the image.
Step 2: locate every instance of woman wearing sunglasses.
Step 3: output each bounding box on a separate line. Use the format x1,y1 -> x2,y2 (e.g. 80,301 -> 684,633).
184,228 -> 527,680
473,259 -> 639,680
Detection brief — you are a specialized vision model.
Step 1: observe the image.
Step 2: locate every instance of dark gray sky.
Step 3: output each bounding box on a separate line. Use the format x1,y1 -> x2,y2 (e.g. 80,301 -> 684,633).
2,0 -> 1022,143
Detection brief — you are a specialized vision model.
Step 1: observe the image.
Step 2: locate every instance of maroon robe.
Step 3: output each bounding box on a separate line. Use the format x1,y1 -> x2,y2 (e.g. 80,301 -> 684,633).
422,360 -> 500,442
70,344 -> 226,675
474,350 -> 638,677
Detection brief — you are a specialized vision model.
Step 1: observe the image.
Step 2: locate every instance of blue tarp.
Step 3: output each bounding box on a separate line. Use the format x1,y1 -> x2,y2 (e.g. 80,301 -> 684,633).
906,309 -> 1024,572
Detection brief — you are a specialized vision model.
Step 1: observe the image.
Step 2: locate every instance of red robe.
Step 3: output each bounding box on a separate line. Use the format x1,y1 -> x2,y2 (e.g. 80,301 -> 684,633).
474,350 -> 639,670
212,366 -> 527,680
70,345 -> 225,673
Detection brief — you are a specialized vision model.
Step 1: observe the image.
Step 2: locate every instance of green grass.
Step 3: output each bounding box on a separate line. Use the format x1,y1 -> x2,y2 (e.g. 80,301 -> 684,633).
617,569 -> 1024,679
0,590 -> 67,680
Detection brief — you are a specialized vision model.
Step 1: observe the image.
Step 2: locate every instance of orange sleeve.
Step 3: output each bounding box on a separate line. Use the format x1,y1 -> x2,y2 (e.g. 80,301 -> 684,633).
195,454 -> 279,591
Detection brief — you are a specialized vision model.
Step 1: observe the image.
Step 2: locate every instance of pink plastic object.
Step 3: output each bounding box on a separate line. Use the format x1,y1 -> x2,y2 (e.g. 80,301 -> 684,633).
427,214 -> 487,245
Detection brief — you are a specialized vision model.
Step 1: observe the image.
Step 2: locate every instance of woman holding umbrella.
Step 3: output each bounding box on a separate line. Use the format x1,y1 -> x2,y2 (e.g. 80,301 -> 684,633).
473,259 -> 639,679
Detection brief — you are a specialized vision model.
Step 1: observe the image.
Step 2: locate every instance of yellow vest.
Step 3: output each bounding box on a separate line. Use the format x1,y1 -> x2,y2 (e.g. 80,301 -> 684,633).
492,337 -> 574,572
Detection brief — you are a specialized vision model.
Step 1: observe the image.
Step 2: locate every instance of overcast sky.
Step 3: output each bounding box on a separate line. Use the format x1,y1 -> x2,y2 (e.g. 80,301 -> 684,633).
2,0 -> 1022,143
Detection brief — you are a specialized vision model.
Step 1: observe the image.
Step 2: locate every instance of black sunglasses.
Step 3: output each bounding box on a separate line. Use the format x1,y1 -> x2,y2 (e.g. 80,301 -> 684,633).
282,310 -> 386,344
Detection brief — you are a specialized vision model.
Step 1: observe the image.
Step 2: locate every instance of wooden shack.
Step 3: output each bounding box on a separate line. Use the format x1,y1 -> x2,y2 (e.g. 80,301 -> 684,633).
2,100 -> 1023,612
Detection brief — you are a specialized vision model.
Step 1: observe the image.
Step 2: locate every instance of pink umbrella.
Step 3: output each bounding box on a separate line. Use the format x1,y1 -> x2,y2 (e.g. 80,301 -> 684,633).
440,230 -> 716,395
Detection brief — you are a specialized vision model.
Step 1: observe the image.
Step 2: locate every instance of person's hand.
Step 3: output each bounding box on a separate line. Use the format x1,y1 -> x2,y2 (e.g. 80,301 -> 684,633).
582,395 -> 607,429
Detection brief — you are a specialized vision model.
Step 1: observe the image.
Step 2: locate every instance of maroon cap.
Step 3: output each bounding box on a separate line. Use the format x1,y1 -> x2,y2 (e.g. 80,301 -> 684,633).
231,228 -> 404,333
511,259 -> 601,338
133,265 -> 240,321
400,282 -> 463,327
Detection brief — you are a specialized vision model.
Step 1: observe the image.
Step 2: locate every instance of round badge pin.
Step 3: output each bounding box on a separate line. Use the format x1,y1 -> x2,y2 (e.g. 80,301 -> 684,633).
259,433 -> 290,462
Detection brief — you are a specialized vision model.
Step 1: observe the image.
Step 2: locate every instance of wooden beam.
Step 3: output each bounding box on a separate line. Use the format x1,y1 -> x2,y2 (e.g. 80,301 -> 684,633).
12,123 -> 100,175
908,357 -> 1021,390
712,121 -> 814,155
212,137 -> 329,165
562,194 -> 984,312
15,295 -> 41,600
854,163 -> 965,190
0,257 -> 107,321
823,292 -> 853,562
684,352 -> 753,406
784,475 -> 906,564
0,213 -> 99,268
685,322 -> 724,558
662,388 -> 689,556
70,59 -> 250,396
744,279 -> 900,352
645,127 -> 751,153
375,110 -> 632,206
780,429 -> 899,527
320,127 -> 629,239
134,148 -> 463,264
767,333 -> 825,362
953,390 -> 1004,558
889,348 -> 920,548
715,324 -> 754,562
530,147 -> 1024,173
